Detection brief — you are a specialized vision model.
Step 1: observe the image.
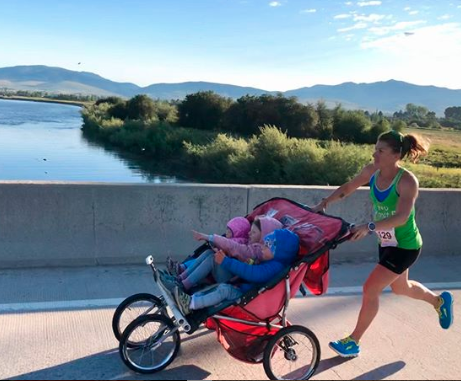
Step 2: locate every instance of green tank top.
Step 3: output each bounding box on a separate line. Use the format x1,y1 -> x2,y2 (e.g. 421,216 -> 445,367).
369,168 -> 422,250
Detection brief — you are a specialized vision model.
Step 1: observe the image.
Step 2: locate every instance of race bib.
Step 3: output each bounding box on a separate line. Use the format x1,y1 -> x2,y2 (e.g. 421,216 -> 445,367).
376,229 -> 398,247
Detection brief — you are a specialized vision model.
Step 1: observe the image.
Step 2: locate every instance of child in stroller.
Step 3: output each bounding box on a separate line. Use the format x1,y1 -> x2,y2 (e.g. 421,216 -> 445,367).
172,228 -> 299,315
166,215 -> 251,276
114,197 -> 351,380
161,216 -> 282,292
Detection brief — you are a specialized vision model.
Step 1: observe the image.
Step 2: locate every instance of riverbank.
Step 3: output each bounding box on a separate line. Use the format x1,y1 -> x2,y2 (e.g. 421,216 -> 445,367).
0,95 -> 90,107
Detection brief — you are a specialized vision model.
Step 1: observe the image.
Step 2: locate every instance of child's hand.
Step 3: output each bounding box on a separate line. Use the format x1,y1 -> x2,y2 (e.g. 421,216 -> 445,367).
192,230 -> 208,241
214,250 -> 226,264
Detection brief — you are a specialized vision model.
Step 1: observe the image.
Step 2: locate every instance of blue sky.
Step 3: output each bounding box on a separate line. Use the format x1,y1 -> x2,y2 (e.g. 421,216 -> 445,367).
1,0 -> 461,90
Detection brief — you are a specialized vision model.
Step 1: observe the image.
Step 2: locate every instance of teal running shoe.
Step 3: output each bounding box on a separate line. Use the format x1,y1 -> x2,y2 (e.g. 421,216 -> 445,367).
329,336 -> 360,358
436,291 -> 454,329
158,270 -> 182,292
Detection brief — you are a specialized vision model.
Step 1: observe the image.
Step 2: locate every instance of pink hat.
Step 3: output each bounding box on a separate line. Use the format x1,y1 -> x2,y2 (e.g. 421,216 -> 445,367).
258,216 -> 283,243
227,217 -> 251,240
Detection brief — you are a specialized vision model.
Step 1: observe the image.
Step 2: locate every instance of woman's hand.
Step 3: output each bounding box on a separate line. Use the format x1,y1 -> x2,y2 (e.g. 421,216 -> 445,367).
311,199 -> 327,213
192,230 -> 208,241
214,250 -> 226,264
350,223 -> 370,241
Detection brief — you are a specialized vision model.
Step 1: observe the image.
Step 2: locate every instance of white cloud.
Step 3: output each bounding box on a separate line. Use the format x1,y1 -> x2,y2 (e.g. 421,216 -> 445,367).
334,13 -> 352,19
269,1 -> 281,7
361,23 -> 461,55
357,1 -> 381,7
368,20 -> 426,35
301,9 -> 317,13
338,22 -> 368,32
353,13 -> 386,22
345,1 -> 353,5
438,14 -> 453,20
404,7 -> 411,11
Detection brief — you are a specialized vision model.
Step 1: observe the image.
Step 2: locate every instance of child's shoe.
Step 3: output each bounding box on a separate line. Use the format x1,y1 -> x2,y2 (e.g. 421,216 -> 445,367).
173,286 -> 191,315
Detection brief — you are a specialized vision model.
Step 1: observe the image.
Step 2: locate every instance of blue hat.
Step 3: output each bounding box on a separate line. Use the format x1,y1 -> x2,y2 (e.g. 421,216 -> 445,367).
263,229 -> 299,263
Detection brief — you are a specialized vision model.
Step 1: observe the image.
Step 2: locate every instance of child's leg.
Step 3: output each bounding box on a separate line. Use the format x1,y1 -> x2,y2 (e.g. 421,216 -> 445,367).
212,261 -> 234,283
181,252 -> 215,290
180,249 -> 214,280
191,284 -> 242,310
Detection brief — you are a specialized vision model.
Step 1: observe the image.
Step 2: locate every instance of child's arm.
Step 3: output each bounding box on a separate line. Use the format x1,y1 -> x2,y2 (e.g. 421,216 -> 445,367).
212,235 -> 261,261
217,255 -> 284,284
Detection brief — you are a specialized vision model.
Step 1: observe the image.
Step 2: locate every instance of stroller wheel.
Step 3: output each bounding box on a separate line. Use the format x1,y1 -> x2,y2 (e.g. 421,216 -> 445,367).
263,325 -> 320,380
119,314 -> 180,374
112,293 -> 167,344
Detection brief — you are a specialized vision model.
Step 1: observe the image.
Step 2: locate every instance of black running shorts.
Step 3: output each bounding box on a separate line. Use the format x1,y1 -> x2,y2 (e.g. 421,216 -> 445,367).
378,246 -> 422,274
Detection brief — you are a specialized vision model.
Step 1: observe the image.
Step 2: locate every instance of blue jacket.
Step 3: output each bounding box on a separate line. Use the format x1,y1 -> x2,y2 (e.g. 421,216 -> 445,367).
220,229 -> 299,292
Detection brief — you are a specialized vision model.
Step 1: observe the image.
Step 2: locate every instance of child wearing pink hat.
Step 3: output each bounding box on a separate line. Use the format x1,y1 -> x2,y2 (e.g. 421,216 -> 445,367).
162,216 -> 283,292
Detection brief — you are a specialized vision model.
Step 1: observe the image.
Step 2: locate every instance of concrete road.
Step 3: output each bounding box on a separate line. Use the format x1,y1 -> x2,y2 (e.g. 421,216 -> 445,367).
0,256 -> 460,380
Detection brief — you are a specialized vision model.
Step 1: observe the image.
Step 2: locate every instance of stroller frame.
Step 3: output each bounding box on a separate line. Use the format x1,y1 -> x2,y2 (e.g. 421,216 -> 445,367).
115,197 -> 351,380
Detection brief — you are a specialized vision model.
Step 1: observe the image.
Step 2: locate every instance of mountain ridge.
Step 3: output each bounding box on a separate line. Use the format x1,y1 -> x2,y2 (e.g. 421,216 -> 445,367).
1,65 -> 460,115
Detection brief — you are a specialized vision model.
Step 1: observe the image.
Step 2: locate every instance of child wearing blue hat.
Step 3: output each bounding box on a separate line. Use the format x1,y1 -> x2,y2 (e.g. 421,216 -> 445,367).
172,229 -> 299,315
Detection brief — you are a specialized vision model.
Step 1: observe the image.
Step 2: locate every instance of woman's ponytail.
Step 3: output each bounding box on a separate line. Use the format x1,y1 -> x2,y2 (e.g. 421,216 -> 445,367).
401,134 -> 430,163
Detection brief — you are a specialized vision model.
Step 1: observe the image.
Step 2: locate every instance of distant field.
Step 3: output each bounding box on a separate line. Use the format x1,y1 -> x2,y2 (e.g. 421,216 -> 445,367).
404,127 -> 461,188
0,95 -> 89,107
406,126 -> 461,150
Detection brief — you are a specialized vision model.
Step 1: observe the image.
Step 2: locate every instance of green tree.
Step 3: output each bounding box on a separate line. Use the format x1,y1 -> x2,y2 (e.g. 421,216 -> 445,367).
444,106 -> 461,121
109,101 -> 129,120
369,118 -> 390,141
222,94 -> 319,138
333,110 -> 372,143
315,100 -> 334,139
153,100 -> 178,123
95,96 -> 125,106
391,119 -> 407,132
126,94 -> 156,120
178,91 -> 233,130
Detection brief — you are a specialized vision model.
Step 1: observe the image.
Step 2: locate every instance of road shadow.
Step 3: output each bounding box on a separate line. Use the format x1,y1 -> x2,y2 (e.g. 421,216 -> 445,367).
315,355 -> 355,375
10,349 -> 211,380
352,361 -> 406,380
315,357 -> 405,380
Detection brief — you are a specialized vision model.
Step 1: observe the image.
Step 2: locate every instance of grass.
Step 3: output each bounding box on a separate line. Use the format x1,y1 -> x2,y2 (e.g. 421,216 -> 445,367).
403,127 -> 461,188
406,126 -> 461,150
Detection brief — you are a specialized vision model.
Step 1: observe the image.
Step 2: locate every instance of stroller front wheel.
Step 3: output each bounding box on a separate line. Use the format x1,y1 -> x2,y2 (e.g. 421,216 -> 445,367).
112,293 -> 167,343
263,325 -> 320,380
119,314 -> 181,374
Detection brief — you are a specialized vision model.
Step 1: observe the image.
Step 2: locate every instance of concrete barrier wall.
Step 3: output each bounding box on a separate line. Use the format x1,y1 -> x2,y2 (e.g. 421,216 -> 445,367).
0,182 -> 459,268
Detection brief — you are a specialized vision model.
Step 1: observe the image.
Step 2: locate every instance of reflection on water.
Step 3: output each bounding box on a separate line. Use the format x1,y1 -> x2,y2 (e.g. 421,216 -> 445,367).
0,99 -> 185,183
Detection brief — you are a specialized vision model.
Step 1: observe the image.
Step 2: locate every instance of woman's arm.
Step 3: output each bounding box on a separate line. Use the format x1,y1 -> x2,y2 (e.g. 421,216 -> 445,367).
350,171 -> 418,241
312,163 -> 375,212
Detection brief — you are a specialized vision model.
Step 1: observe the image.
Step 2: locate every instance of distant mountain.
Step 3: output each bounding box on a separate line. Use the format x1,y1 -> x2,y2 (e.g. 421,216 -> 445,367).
143,81 -> 270,100
1,65 -> 461,115
284,80 -> 461,116
0,65 -> 140,97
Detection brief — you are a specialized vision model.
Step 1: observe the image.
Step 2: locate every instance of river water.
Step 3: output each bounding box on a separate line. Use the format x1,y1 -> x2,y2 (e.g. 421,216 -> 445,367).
0,99 -> 182,183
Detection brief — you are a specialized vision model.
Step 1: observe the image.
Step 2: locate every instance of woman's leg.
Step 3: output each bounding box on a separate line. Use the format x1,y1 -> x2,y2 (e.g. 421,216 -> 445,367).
390,269 -> 439,307
191,284 -> 242,310
350,264 -> 401,342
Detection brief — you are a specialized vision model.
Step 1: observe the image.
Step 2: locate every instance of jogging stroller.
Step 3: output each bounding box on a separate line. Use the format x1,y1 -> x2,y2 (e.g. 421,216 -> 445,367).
113,197 -> 352,380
